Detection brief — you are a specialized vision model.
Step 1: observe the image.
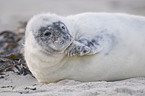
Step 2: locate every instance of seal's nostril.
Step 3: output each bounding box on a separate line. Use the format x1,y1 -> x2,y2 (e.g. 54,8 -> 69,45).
63,37 -> 67,40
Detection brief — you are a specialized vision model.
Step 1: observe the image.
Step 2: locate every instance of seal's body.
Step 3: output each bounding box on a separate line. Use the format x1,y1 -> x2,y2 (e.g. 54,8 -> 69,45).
24,13 -> 145,83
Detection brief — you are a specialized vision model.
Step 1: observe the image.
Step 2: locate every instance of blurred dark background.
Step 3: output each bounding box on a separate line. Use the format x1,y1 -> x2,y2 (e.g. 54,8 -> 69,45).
0,0 -> 145,31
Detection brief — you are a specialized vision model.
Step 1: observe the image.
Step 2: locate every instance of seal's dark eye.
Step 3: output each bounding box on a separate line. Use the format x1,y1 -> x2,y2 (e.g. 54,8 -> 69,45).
44,32 -> 51,36
61,26 -> 65,30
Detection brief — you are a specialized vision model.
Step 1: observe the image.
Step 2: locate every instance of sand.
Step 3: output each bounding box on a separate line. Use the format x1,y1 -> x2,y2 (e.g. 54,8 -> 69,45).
0,0 -> 145,96
1,72 -> 145,96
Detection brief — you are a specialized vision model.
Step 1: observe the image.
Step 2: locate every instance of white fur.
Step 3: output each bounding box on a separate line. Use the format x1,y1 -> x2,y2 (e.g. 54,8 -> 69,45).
24,12 -> 145,83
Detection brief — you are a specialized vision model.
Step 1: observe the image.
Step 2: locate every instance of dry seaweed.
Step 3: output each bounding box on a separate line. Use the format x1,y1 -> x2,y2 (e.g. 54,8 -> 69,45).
25,87 -> 37,90
0,22 -> 32,77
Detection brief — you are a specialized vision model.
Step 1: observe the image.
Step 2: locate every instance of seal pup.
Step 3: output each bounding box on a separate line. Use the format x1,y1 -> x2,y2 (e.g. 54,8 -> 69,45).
24,12 -> 145,83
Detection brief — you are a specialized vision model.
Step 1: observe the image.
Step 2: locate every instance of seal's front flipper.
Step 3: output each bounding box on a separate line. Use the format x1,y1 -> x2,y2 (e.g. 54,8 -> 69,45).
65,36 -> 103,56
78,36 -> 103,55
65,41 -> 91,56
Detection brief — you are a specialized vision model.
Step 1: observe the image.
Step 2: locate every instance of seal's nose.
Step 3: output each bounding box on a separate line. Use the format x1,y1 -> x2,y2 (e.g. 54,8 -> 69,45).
53,30 -> 61,40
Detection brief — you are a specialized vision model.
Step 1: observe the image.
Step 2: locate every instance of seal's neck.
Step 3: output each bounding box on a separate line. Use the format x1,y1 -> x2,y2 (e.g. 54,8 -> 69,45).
27,41 -> 65,65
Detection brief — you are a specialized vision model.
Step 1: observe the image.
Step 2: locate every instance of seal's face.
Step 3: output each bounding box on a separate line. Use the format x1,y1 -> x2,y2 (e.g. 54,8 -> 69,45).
35,21 -> 72,51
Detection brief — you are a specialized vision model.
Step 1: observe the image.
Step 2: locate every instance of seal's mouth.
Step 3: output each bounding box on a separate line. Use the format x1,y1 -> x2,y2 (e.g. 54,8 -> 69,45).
50,38 -> 72,52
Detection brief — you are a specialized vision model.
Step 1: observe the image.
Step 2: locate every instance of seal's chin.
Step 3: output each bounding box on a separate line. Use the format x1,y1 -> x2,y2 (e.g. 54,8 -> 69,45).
53,41 -> 65,50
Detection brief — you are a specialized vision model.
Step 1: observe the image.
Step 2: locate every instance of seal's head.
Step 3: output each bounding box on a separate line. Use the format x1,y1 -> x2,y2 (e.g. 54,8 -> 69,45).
26,13 -> 73,53
36,21 -> 72,51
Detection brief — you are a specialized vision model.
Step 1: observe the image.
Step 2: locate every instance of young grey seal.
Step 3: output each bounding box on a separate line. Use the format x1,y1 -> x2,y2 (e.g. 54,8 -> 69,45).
24,12 -> 145,83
